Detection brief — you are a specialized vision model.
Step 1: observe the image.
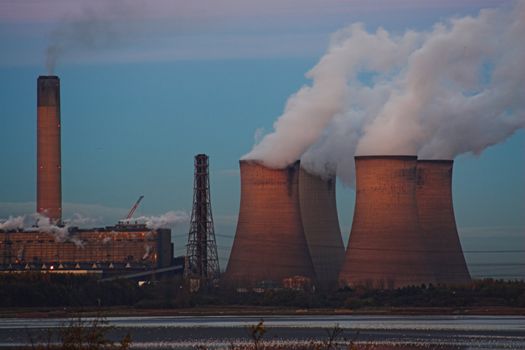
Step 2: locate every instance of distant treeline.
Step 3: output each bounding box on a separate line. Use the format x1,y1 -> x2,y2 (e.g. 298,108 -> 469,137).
179,279 -> 525,310
0,273 -> 142,307
0,273 -> 524,309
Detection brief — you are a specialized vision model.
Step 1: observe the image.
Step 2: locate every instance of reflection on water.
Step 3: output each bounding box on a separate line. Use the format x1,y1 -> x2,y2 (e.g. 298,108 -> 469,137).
0,342 -> 472,350
129,341 -> 470,350
1,315 -> 524,331
126,335 -> 522,350
0,315 -> 523,349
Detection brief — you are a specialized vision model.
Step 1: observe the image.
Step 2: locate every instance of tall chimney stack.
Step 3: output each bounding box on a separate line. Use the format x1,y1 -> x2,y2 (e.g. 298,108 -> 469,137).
37,76 -> 62,224
225,160 -> 316,287
339,156 -> 435,288
416,160 -> 471,285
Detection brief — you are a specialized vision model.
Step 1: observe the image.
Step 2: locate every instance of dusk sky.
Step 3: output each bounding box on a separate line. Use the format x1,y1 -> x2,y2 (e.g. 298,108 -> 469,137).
0,0 -> 523,278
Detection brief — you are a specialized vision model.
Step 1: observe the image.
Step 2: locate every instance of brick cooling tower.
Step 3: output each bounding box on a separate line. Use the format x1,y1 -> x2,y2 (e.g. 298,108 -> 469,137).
416,160 -> 471,285
339,156 -> 435,288
225,160 -> 316,287
37,76 -> 62,223
298,168 -> 345,290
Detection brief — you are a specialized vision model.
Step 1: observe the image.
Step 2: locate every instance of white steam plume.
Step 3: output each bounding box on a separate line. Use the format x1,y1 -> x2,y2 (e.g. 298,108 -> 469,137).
0,216 -> 25,231
252,3 -> 524,185
142,245 -> 153,260
1,210 -> 188,247
0,213 -> 101,248
64,213 -> 99,227
28,213 -> 85,248
356,3 -> 525,158
242,23 -> 420,168
125,210 -> 189,229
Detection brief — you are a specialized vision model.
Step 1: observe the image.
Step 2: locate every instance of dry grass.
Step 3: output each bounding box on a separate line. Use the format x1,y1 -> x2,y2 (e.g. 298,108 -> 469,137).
23,316 -> 131,350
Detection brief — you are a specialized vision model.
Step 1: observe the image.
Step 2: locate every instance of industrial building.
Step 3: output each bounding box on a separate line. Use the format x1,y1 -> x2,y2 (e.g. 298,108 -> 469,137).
0,226 -> 172,272
0,76 -> 177,276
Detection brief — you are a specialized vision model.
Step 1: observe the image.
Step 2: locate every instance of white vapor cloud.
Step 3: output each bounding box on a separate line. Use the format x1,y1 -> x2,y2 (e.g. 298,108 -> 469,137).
0,216 -> 25,231
0,202 -> 189,230
243,20 -> 421,169
0,201 -> 127,226
29,213 -> 85,247
245,2 -> 525,186
356,3 -> 525,157
125,211 -> 189,229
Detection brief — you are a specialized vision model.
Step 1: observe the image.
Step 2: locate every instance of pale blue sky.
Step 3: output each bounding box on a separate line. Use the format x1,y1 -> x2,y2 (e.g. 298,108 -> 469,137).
0,0 -> 523,278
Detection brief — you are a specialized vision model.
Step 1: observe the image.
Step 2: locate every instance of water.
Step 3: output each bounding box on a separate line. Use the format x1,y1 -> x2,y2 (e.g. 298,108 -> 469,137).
0,315 -> 523,349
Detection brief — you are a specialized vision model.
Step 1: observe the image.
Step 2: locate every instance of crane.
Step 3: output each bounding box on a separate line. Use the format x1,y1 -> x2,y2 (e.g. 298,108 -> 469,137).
126,195 -> 144,220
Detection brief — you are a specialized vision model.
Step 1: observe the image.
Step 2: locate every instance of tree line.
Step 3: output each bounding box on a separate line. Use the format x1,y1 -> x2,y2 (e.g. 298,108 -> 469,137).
0,273 -> 523,309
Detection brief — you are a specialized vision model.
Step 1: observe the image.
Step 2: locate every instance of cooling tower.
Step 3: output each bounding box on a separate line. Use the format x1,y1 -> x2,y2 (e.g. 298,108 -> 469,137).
225,160 -> 316,287
37,76 -> 62,224
416,160 -> 471,285
339,156 -> 435,289
298,168 -> 345,290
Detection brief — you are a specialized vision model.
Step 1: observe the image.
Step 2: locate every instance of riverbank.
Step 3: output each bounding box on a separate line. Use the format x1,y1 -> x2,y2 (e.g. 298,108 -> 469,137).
1,305 -> 524,319
1,314 -> 524,349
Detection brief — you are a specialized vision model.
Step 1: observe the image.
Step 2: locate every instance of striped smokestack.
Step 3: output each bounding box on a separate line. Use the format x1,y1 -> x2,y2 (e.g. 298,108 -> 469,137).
225,160 -> 316,287
37,76 -> 62,224
299,168 -> 345,290
416,160 -> 471,285
339,156 -> 435,288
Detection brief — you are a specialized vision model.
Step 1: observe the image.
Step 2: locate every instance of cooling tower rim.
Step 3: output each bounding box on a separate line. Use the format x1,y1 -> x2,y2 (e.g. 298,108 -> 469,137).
299,166 -> 335,180
239,159 -> 300,169
38,75 -> 59,80
355,155 -> 417,160
417,159 -> 454,164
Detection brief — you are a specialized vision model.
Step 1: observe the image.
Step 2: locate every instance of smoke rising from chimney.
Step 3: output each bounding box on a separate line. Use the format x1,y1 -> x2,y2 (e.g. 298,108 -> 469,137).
45,2 -> 139,74
245,3 -> 525,186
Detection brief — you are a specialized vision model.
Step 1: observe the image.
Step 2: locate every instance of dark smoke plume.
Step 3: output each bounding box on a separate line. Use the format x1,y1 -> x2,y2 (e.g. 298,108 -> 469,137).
45,2 -> 139,73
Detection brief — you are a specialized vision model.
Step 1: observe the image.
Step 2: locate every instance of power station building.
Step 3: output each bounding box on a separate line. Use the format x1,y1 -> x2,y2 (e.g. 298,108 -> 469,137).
0,226 -> 172,271
0,76 -> 176,275
2,75 -> 472,287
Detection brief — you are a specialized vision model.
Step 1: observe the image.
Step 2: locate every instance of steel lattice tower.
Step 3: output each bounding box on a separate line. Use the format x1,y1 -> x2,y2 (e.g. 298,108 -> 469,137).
185,154 -> 220,286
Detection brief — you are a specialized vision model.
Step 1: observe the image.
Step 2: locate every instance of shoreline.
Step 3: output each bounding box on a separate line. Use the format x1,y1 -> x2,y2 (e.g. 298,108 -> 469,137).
1,306 -> 524,319
1,314 -> 524,350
